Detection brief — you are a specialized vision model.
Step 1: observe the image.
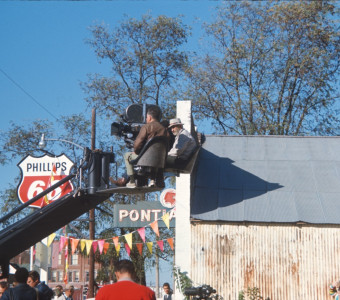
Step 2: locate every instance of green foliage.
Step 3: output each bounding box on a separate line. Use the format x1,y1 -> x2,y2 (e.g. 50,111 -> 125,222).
239,287 -> 267,300
173,267 -> 193,296
0,120 -> 53,165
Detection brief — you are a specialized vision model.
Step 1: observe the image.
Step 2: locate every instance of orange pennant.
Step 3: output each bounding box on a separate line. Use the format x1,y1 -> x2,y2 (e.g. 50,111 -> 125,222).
112,237 -> 119,247
150,220 -> 159,237
136,243 -> 143,255
71,238 -> 79,254
167,238 -> 174,250
103,242 -> 110,254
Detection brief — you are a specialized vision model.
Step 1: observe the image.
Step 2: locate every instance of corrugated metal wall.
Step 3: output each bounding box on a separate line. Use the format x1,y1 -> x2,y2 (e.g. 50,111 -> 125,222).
191,222 -> 340,300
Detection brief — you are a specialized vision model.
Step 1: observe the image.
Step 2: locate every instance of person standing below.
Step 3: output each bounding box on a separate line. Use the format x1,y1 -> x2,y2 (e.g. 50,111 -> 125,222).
27,271 -> 53,300
166,118 -> 197,168
95,259 -> 156,300
1,268 -> 37,300
53,285 -> 63,300
162,283 -> 172,300
57,285 -> 73,300
0,282 -> 8,298
123,106 -> 168,188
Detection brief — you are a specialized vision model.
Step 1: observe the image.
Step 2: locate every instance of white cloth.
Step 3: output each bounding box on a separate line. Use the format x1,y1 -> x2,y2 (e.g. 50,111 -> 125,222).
168,128 -> 196,160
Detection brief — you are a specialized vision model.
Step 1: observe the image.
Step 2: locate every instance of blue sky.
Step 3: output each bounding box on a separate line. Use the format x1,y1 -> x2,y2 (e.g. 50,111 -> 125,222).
0,0 -> 218,287
0,0 -> 216,177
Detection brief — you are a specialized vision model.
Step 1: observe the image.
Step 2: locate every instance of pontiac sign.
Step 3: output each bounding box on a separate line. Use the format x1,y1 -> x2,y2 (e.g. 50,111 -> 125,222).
17,154 -> 74,208
113,200 -> 176,228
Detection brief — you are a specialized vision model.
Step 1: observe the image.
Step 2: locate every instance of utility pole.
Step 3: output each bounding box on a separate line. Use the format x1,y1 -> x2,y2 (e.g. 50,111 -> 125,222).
156,254 -> 160,298
88,108 -> 96,298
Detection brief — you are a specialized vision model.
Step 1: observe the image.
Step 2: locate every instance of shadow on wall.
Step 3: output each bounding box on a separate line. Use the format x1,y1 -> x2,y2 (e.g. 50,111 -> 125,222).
191,148 -> 283,215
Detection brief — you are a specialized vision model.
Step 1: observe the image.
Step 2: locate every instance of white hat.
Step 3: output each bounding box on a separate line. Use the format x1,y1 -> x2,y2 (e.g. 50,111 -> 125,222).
168,118 -> 183,128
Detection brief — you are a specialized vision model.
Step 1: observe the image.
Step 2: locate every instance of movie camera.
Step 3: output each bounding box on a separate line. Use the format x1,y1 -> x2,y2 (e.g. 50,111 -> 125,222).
111,103 -> 161,148
184,285 -> 217,300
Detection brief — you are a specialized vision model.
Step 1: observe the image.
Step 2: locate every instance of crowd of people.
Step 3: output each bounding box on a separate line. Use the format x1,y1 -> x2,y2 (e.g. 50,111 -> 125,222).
0,267 -> 74,300
0,261 -> 173,300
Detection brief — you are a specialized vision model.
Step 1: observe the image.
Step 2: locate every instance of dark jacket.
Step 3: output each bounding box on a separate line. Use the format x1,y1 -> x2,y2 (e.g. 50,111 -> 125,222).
163,293 -> 172,300
2,283 -> 37,300
134,121 -> 169,154
36,282 -> 53,300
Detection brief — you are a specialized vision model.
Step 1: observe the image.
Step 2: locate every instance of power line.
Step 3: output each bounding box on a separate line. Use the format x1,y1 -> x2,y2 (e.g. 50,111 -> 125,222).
0,67 -> 59,121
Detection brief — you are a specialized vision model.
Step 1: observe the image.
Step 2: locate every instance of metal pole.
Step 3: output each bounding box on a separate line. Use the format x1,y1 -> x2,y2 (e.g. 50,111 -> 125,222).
0,173 -> 75,223
156,255 -> 159,298
88,109 -> 96,298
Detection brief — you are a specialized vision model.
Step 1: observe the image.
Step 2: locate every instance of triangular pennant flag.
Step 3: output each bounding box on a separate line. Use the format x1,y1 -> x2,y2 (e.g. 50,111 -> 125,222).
157,240 -> 164,252
150,220 -> 159,237
113,237 -> 119,247
125,243 -> 131,257
71,238 -> 79,255
103,242 -> 110,254
137,227 -> 146,243
47,233 -> 56,247
59,236 -> 67,252
136,243 -> 143,256
167,238 -> 174,250
92,241 -> 98,254
161,213 -> 170,229
80,240 -> 86,252
115,243 -> 121,256
98,240 -> 105,254
85,240 -> 93,255
146,242 -> 153,254
124,233 -> 133,250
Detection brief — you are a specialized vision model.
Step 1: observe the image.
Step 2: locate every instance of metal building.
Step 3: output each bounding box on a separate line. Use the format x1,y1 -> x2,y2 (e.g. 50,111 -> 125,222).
177,135 -> 340,300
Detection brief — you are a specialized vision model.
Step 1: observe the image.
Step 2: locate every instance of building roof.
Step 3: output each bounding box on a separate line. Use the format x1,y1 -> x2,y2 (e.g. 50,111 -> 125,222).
191,135 -> 340,224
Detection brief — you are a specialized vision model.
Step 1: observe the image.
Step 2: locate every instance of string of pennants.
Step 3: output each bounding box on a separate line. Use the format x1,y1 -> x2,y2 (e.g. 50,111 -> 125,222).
46,208 -> 175,257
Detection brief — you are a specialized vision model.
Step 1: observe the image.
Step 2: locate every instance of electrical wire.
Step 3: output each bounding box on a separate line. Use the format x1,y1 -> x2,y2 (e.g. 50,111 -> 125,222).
0,67 -> 59,121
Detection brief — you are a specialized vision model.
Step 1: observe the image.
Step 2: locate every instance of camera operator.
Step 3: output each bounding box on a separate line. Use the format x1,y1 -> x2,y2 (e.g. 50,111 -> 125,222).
123,106 -> 169,188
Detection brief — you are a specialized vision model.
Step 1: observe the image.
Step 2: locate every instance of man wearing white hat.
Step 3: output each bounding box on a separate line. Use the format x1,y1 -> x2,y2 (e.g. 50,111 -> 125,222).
167,118 -> 197,167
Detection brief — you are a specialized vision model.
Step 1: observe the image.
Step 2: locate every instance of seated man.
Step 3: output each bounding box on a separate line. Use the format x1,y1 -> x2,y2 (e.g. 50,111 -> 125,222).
123,106 -> 168,188
166,118 -> 197,168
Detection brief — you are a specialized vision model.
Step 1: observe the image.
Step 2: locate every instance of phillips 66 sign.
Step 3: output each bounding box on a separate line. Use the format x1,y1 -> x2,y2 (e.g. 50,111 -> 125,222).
17,154 -> 75,208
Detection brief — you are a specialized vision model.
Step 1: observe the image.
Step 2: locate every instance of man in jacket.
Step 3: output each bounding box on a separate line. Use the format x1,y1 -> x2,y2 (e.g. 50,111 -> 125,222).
166,118 -> 197,168
123,106 -> 168,188
27,271 -> 53,300
2,268 -> 37,300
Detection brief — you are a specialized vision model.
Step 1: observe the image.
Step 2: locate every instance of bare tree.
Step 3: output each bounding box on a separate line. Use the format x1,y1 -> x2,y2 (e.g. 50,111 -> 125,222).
82,14 -> 190,120
187,0 -> 340,135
